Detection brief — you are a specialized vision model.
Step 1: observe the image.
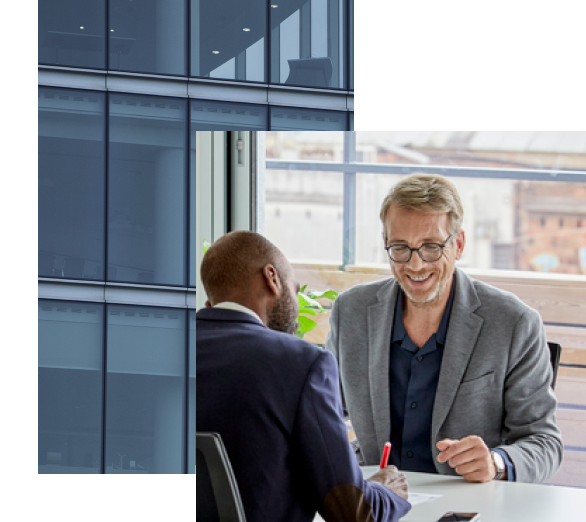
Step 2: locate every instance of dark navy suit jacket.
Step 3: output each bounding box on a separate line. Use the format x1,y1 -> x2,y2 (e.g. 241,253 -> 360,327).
197,307 -> 411,522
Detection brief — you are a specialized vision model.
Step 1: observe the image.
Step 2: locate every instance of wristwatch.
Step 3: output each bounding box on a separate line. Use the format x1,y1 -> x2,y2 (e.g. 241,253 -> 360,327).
491,450 -> 505,480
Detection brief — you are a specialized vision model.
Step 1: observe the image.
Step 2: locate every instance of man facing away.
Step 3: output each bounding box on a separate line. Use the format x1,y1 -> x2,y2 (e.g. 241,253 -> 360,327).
197,231 -> 412,522
326,173 -> 562,484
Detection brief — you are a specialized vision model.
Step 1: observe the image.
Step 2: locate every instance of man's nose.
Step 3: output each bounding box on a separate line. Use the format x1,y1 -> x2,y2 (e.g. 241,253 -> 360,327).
406,250 -> 426,270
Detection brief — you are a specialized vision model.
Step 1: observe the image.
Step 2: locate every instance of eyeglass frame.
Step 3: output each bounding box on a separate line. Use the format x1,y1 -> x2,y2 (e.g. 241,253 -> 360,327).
383,234 -> 453,263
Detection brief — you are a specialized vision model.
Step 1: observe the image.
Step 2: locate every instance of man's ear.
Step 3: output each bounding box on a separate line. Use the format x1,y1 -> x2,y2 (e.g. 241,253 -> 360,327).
455,230 -> 466,260
262,264 -> 281,297
205,300 -> 212,308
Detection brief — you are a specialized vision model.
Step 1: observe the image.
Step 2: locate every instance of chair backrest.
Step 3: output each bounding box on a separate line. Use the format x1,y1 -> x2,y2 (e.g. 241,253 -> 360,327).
285,57 -> 333,88
196,432 -> 246,522
547,341 -> 562,389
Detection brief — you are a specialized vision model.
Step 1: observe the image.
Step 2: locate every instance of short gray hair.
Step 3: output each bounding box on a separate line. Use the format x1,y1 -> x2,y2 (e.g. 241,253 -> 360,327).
380,174 -> 464,242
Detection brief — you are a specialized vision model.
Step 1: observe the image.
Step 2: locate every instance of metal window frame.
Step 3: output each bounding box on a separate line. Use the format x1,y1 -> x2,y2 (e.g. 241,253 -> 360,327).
262,134 -> 586,269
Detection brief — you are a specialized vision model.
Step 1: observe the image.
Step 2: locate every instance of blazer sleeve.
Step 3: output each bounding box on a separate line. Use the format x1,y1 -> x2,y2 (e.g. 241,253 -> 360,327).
498,308 -> 563,483
291,350 -> 411,522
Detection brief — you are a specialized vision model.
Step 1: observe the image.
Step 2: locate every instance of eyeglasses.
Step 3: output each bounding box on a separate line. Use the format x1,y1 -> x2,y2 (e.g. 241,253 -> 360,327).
384,235 -> 453,263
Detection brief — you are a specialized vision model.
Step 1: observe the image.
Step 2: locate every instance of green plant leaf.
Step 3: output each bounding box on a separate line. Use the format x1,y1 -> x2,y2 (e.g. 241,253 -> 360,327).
307,289 -> 338,301
202,239 -> 211,254
298,305 -> 320,316
297,315 -> 317,333
298,292 -> 324,310
300,284 -> 308,293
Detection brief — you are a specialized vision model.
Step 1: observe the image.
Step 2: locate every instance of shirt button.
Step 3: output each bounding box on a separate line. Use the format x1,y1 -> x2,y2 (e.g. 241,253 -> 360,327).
417,356 -> 423,362
407,451 -> 414,458
411,402 -> 418,409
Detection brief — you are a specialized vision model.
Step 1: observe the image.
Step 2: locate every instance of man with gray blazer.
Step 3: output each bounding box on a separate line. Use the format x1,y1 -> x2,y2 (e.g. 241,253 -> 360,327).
326,173 -> 562,484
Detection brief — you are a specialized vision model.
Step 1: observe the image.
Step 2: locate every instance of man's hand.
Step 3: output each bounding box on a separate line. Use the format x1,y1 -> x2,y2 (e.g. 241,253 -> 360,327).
367,465 -> 409,500
436,436 -> 497,483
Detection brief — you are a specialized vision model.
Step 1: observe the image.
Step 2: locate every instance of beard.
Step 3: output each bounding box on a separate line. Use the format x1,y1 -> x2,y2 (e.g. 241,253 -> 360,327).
267,290 -> 299,335
398,275 -> 446,308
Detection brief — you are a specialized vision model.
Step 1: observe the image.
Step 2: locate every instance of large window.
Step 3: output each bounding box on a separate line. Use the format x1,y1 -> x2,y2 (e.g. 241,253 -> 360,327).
258,131 -> 586,489
270,0 -> 347,89
108,93 -> 188,286
38,299 -> 194,474
106,305 -> 186,473
38,301 -> 104,473
39,1 -> 353,92
38,87 -> 106,280
38,0 -> 107,69
109,0 -> 187,75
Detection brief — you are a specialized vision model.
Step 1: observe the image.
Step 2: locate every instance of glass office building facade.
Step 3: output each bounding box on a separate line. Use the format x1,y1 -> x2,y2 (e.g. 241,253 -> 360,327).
39,0 -> 354,130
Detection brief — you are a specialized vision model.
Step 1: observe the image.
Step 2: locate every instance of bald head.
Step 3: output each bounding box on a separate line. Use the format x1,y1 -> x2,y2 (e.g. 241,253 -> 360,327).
200,231 -> 291,305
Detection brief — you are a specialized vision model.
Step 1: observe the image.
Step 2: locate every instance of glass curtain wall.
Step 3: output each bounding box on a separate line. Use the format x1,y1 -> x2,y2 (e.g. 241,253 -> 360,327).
191,0 -> 267,82
108,93 -> 188,286
105,305 -> 186,474
38,301 -> 104,473
38,0 -> 107,69
270,0 -> 346,89
38,87 -> 106,280
109,0 -> 187,75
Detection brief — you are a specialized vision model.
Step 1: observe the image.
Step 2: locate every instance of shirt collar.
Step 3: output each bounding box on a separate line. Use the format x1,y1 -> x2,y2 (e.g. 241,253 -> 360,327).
213,302 -> 263,324
392,272 -> 456,346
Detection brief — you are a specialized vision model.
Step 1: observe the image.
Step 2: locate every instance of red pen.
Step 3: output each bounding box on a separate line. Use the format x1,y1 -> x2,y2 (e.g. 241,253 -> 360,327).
380,442 -> 392,469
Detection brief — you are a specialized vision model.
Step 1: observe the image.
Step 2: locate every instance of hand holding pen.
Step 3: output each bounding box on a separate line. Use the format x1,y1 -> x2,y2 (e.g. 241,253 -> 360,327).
367,441 -> 409,501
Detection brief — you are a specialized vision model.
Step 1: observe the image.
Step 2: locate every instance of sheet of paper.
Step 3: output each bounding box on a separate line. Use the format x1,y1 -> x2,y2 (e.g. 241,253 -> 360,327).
408,491 -> 442,505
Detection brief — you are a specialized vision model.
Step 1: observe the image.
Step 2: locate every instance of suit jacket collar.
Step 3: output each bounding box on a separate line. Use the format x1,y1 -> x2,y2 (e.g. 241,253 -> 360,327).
196,307 -> 267,328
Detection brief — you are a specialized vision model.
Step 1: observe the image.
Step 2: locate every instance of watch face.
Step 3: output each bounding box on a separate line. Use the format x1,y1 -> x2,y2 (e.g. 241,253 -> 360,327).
492,451 -> 505,472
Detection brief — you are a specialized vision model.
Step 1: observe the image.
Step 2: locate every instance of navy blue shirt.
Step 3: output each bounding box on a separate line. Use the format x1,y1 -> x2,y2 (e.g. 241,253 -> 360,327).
388,275 -> 455,472
388,273 -> 516,480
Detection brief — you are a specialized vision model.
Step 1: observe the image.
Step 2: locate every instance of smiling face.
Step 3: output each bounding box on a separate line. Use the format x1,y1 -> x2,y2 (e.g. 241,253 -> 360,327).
384,206 -> 465,308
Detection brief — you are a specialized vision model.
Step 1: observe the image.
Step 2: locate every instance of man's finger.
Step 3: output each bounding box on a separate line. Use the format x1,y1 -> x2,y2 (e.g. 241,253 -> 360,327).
437,436 -> 482,462
448,445 -> 489,468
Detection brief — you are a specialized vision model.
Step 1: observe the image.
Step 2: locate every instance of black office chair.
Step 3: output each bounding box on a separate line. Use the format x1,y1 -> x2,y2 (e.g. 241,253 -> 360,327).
547,342 -> 562,390
285,57 -> 333,88
196,432 -> 246,522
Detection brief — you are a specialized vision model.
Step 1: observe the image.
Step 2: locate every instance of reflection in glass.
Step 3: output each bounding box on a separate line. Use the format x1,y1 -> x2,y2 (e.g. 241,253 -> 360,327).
191,0 -> 266,82
38,0 -> 106,69
38,87 -> 106,280
38,301 -> 103,473
191,99 -> 268,130
270,0 -> 346,89
109,0 -> 187,75
105,305 -> 186,474
188,311 -> 196,473
108,93 -> 187,286
270,106 -> 347,131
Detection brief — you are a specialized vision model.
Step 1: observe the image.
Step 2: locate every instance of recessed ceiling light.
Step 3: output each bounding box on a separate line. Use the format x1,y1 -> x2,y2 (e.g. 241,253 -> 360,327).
243,28 -> 250,32
110,29 -> 114,32
212,51 -> 219,54
271,4 -> 278,7
80,26 -> 84,29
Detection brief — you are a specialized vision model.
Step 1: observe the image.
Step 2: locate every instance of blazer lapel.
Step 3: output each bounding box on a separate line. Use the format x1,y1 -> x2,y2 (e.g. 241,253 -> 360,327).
367,279 -> 399,453
431,269 -> 484,443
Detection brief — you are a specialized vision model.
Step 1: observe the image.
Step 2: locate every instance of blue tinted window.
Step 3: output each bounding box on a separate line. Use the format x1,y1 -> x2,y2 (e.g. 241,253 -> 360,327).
105,305 -> 186,474
109,0 -> 187,75
270,0 -> 346,89
188,311 -> 196,474
349,0 -> 353,90
38,87 -> 106,280
270,106 -> 347,130
108,93 -> 187,286
191,0 -> 266,82
191,99 -> 268,130
38,300 -> 104,473
39,0 -> 106,69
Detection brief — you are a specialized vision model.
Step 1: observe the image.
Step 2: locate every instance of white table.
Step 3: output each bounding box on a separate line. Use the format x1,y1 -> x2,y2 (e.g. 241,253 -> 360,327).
362,466 -> 586,521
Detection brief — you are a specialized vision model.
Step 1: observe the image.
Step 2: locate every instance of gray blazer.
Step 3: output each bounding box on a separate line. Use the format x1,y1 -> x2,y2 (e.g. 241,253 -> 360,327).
325,268 -> 563,483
